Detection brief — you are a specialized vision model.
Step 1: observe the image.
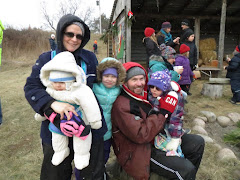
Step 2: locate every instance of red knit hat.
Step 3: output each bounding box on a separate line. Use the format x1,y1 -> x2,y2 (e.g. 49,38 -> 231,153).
144,27 -> 155,37
179,44 -> 190,54
235,45 -> 240,52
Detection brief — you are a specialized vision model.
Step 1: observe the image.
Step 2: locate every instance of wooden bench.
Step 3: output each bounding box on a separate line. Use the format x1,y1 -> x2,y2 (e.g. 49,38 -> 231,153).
196,67 -> 221,79
209,78 -> 230,84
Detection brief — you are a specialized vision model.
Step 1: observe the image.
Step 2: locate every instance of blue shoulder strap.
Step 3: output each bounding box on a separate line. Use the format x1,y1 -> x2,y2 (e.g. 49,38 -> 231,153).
81,60 -> 87,74
51,50 -> 56,60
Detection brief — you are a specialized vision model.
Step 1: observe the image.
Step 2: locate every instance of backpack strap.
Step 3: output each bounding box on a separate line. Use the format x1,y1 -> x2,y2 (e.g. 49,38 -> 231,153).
51,50 -> 56,60
81,60 -> 87,74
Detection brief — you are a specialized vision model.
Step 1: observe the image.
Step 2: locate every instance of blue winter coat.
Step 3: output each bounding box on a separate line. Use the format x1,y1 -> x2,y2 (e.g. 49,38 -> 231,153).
182,41 -> 198,68
226,53 -> 240,80
93,83 -> 121,141
175,55 -> 194,85
49,38 -> 56,50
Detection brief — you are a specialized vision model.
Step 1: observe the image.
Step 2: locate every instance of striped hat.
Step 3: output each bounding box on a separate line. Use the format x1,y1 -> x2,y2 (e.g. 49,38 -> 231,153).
49,71 -> 75,82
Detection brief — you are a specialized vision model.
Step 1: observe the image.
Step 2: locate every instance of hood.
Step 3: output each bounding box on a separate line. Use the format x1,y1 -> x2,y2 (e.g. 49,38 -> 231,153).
40,51 -> 86,89
149,55 -> 164,62
97,57 -> 126,86
142,37 -> 150,45
122,62 -> 148,101
56,14 -> 90,52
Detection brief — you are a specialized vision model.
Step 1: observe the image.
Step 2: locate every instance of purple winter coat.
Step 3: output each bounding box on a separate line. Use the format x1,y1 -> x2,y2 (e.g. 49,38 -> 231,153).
175,55 -> 194,85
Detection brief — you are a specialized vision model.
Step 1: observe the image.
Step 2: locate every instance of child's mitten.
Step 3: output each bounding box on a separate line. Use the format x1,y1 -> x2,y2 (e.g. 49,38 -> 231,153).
159,91 -> 178,120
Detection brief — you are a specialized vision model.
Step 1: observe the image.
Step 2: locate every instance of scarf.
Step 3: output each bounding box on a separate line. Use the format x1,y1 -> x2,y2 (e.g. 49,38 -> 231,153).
160,29 -> 172,44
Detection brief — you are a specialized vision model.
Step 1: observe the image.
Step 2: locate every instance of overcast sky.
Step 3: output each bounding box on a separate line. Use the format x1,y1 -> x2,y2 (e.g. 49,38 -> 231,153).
0,0 -> 114,29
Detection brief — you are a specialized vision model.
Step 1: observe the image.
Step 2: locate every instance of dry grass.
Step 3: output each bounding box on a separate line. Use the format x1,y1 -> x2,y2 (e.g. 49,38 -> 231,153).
183,78 -> 240,180
0,28 -> 239,179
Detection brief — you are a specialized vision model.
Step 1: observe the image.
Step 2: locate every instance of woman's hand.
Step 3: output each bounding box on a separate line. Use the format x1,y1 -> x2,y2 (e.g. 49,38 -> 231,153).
173,37 -> 180,44
51,101 -> 78,120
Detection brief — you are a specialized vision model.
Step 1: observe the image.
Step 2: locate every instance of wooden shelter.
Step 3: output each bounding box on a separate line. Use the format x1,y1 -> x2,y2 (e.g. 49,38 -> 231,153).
106,0 -> 240,75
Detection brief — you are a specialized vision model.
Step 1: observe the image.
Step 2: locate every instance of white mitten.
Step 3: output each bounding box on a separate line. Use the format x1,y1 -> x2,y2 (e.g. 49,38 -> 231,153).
166,138 -> 181,151
171,81 -> 181,92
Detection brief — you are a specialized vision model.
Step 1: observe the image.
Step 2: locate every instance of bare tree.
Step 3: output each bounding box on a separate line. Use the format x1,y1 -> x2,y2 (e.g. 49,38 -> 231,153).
40,0 -> 94,31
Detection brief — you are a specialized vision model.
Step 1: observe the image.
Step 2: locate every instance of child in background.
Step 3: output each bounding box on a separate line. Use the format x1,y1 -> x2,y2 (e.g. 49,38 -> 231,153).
225,44 -> 240,105
181,29 -> 198,71
93,40 -> 98,54
175,44 -> 195,95
34,51 -> 102,170
93,57 -> 126,164
147,70 -> 186,157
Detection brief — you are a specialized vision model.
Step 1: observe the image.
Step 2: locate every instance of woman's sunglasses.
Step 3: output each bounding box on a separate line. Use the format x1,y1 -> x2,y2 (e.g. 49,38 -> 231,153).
149,85 -> 161,91
64,32 -> 84,40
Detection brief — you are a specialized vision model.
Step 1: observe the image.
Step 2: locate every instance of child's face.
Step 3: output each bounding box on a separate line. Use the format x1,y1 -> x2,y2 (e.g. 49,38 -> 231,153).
102,74 -> 117,88
167,57 -> 175,65
51,82 -> 66,91
188,34 -> 195,42
149,85 -> 163,97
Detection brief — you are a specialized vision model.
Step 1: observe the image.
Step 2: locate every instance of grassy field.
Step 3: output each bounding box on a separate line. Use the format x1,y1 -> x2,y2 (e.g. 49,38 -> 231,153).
0,30 -> 239,179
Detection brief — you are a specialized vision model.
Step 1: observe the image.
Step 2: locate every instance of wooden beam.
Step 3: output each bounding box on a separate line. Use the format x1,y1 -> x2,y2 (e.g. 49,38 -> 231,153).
176,0 -> 193,14
194,18 -> 201,61
218,0 -> 227,77
134,13 -> 239,21
195,0 -> 216,15
126,1 -> 131,62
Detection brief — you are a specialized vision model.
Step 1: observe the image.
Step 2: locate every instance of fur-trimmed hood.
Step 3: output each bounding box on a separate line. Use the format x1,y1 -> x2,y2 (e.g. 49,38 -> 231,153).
96,57 -> 126,86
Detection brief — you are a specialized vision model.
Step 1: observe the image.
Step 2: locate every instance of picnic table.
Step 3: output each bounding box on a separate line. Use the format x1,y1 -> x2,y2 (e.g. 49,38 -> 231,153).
196,67 -> 221,79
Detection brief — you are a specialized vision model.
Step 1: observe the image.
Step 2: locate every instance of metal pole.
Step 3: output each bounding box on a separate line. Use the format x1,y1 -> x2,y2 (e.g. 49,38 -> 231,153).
99,0 -> 102,34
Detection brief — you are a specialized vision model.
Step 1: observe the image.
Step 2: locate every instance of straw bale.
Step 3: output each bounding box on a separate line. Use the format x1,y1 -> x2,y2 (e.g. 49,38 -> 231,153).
200,50 -> 217,64
199,38 -> 217,51
198,59 -> 203,66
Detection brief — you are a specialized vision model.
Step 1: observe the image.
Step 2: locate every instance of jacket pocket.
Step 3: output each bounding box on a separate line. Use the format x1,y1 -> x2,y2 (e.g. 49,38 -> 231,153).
112,132 -> 136,167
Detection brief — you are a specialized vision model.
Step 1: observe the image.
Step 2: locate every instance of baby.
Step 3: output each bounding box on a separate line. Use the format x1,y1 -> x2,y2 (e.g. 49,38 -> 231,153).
35,51 -> 102,170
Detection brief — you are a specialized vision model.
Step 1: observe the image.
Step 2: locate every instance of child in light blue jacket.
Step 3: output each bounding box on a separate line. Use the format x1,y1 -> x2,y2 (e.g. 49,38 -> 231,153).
93,57 -> 126,163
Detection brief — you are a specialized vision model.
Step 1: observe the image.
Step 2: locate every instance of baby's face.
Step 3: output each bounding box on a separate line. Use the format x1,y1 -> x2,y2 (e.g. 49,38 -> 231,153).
149,85 -> 163,97
51,82 -> 66,91
102,74 -> 117,88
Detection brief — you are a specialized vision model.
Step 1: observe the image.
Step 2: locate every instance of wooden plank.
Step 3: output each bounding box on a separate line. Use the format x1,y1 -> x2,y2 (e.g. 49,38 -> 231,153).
209,78 -> 230,84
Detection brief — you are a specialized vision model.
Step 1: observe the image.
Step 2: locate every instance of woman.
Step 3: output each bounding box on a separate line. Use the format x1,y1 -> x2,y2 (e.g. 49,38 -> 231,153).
142,27 -> 162,68
148,44 -> 183,82
156,22 -> 180,48
24,14 -> 107,180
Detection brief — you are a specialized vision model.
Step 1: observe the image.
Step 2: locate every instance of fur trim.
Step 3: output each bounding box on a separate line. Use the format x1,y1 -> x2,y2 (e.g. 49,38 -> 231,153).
97,60 -> 126,86
149,55 -> 164,62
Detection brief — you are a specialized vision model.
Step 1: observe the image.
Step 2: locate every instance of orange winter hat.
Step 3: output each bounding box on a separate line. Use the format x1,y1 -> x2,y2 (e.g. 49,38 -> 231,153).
94,40 -> 97,44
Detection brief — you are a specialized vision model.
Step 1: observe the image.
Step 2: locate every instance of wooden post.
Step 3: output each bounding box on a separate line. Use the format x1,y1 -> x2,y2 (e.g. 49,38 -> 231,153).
217,0 -> 227,77
125,1 -> 131,62
194,18 -> 200,61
